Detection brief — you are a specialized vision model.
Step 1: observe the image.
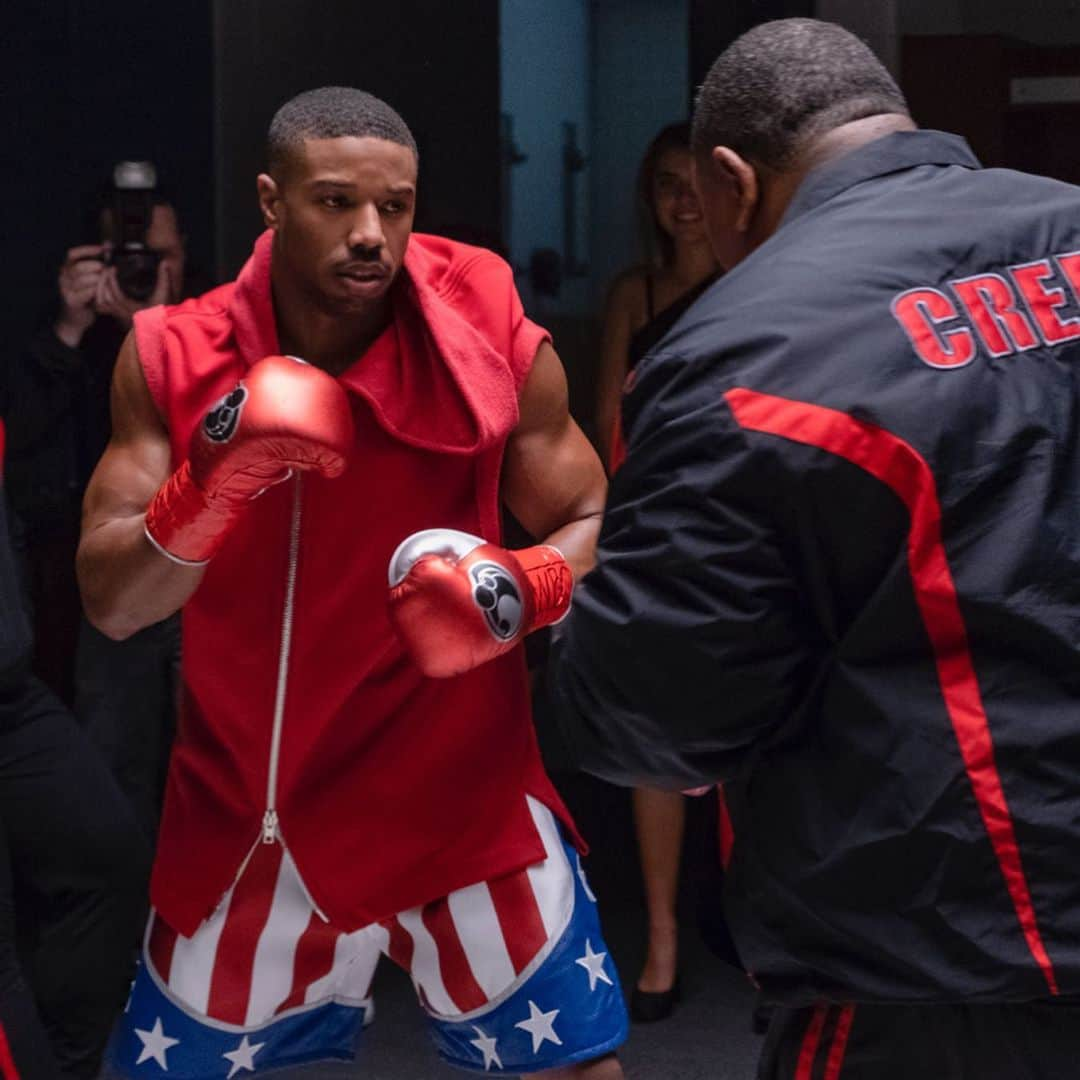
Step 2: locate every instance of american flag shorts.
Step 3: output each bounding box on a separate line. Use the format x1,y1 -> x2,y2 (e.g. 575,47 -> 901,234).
109,797 -> 627,1075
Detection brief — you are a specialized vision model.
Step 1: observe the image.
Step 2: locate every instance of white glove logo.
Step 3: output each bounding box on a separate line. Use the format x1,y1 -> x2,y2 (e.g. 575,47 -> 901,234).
468,562 -> 523,641
202,385 -> 247,443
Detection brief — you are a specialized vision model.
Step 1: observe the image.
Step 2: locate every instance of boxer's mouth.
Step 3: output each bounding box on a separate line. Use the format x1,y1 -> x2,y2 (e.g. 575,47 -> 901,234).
338,264 -> 389,282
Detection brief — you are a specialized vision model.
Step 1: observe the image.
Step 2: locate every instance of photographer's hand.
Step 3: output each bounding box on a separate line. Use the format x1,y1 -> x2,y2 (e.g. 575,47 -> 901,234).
94,260 -> 173,330
55,244 -> 106,347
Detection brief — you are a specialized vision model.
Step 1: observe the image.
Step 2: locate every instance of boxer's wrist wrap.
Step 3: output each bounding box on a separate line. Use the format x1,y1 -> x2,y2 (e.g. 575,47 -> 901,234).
144,459 -> 240,565
515,545 -> 573,630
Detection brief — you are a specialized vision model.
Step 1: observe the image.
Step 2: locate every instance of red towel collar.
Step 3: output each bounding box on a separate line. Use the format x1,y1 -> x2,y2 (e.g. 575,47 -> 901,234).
229,231 -> 518,454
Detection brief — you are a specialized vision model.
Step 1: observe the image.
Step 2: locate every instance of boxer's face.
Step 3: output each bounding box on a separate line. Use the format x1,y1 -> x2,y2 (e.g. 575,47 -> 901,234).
259,136 -> 417,316
652,147 -> 706,244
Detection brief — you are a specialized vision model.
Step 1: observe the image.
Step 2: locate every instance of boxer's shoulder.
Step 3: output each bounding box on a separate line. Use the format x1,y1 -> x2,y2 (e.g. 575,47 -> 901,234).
408,232 -> 515,305
161,280 -> 236,326
133,280 -> 245,418
133,281 -> 236,353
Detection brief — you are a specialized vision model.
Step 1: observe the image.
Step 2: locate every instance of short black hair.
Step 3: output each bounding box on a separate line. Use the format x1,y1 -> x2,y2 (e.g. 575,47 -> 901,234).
692,18 -> 909,170
266,86 -> 418,177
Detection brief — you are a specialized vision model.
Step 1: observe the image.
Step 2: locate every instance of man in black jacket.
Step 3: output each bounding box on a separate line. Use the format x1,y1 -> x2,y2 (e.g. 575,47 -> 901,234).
552,18 -> 1080,1078
0,420 -> 148,1077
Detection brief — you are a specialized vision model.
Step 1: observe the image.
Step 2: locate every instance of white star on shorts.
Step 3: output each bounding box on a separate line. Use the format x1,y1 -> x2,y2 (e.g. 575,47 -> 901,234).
134,1017 -> 180,1067
576,854 -> 597,902
223,1034 -> 266,1077
575,938 -> 614,991
469,1025 -> 503,1071
515,999 -> 563,1054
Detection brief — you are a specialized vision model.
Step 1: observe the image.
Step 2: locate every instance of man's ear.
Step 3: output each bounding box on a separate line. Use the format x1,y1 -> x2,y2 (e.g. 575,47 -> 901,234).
710,146 -> 759,233
256,174 -> 282,230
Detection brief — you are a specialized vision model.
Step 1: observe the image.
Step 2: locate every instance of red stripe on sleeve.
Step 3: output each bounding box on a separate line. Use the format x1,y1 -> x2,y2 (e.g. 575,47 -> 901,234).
275,911 -> 341,1015
725,387 -> 1058,994
795,1006 -> 827,1080
824,1005 -> 855,1080
0,1021 -> 19,1080
147,911 -> 178,984
486,868 -> 548,974
206,842 -> 285,1024
717,784 -> 735,870
421,897 -> 489,1013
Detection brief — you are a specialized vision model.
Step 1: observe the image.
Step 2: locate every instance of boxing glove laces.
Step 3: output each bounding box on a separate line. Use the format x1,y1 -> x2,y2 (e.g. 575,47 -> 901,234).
145,355 -> 354,564
387,528 -> 574,677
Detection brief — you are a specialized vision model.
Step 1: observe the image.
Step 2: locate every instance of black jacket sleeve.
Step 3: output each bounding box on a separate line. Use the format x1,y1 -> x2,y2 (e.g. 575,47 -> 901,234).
548,350 -> 815,790
3,327 -> 84,457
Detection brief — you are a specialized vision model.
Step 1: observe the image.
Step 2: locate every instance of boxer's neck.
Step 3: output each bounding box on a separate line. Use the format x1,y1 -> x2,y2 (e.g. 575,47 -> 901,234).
271,274 -> 392,376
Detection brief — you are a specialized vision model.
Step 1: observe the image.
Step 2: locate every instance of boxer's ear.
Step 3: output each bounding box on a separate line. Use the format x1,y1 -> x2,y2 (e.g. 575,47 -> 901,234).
256,174 -> 282,230
710,147 -> 759,234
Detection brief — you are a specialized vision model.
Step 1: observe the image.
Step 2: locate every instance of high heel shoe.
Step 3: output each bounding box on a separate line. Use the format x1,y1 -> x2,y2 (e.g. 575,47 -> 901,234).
629,976 -> 681,1023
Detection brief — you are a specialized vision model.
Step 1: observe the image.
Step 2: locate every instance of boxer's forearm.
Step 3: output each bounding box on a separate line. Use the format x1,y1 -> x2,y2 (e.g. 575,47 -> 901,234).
542,510 -> 603,583
503,340 -> 608,583
77,514 -> 204,640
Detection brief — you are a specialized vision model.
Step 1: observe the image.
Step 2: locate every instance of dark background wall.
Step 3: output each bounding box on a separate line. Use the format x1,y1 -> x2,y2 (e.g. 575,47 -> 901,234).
6,0 -> 1079,423
1,0 -> 214,346
0,0 -> 500,347
212,0 -> 501,279
689,0 -> 815,86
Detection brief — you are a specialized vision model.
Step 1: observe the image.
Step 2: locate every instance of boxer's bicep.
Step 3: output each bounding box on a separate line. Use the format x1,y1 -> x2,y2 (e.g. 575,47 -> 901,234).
79,335 -> 203,639
81,333 -> 172,535
502,341 -> 607,577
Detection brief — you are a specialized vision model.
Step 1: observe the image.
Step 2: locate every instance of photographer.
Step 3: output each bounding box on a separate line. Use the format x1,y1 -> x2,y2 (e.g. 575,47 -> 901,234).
4,163 -> 184,839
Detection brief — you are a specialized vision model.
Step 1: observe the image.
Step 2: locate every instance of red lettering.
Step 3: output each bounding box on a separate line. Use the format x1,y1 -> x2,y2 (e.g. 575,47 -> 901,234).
891,288 -> 975,369
1010,260 -> 1080,345
1055,251 -> 1080,313
950,274 -> 1038,357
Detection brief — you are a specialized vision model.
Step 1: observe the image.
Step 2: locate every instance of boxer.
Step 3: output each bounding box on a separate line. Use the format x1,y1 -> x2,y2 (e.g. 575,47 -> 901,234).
80,87 -> 625,1078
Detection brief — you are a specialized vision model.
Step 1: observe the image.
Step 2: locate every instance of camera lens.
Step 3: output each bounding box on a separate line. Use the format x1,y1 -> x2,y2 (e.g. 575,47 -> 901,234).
114,249 -> 162,301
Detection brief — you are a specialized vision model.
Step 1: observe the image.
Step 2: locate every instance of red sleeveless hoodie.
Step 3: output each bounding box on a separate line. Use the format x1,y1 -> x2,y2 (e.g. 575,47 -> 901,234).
134,231 -> 582,937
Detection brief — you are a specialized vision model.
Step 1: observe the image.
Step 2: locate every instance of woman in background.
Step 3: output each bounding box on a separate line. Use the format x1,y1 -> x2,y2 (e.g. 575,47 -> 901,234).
595,123 -> 720,1022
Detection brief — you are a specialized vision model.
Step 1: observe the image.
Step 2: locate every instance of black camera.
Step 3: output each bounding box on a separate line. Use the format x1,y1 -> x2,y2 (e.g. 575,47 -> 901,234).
105,161 -> 163,301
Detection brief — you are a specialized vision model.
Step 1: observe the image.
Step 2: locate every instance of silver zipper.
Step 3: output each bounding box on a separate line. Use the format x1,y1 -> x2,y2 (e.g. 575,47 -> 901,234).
212,474 -> 328,922
264,475 -> 329,922
262,474 -> 303,843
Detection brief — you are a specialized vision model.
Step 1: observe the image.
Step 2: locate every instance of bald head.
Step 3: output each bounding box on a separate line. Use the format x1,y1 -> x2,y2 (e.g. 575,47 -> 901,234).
692,18 -> 909,172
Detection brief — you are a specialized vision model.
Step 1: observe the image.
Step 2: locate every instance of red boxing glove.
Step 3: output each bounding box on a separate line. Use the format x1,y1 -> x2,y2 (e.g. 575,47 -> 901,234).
387,528 -> 573,678
145,355 -> 354,564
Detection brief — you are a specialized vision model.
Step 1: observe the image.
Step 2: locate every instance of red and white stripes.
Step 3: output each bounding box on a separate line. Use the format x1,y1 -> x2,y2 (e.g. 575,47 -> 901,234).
146,797 -> 573,1028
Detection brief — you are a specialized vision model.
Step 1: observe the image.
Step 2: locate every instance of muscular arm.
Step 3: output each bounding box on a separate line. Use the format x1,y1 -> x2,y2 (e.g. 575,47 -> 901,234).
502,340 -> 607,581
77,333 -> 205,640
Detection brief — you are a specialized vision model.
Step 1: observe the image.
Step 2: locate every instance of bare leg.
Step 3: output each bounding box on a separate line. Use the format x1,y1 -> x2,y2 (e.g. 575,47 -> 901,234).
632,786 -> 685,993
534,1052 -> 624,1078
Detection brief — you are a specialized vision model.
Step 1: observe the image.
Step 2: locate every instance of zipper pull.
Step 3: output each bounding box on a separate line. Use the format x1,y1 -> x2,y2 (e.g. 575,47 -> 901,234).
261,809 -> 279,844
